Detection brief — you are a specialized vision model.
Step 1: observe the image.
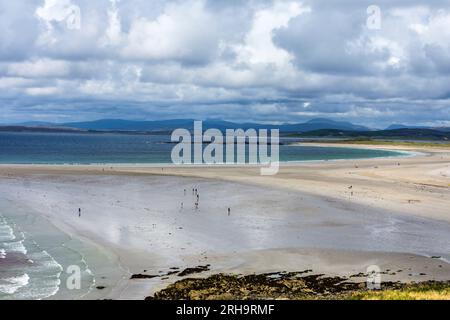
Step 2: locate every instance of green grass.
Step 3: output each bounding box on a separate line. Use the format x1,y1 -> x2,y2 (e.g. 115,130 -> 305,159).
348,282 -> 450,300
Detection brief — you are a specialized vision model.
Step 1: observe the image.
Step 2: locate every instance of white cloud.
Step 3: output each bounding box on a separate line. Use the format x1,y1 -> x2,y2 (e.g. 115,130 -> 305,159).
0,77 -> 33,89
6,59 -> 69,78
35,0 -> 81,44
235,1 -> 308,66
122,0 -> 219,63
25,86 -> 60,96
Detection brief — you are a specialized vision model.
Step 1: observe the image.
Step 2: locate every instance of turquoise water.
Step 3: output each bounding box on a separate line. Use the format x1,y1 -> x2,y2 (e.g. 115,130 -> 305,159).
0,201 -> 123,300
0,204 -> 93,300
0,132 -> 405,164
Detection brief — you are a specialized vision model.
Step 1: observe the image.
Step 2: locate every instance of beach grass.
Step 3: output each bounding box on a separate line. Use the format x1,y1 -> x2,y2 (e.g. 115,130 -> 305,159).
348,282 -> 450,300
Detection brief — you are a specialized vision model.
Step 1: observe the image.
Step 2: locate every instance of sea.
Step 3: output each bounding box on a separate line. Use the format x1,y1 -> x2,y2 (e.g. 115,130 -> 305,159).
0,203 -> 96,300
0,132 -> 406,164
0,131 -> 408,299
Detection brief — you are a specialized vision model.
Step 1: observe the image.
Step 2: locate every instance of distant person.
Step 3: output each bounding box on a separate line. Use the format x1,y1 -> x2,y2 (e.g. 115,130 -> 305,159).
228,208 -> 231,216
78,208 -> 81,217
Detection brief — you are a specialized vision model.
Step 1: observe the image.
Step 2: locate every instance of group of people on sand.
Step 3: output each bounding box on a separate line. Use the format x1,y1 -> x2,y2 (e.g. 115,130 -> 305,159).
181,187 -> 231,216
77,188 -> 232,219
184,187 -> 199,210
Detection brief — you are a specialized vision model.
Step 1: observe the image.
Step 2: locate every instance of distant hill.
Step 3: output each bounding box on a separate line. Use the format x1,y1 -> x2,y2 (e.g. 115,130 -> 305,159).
16,121 -> 55,127
1,119 -> 448,141
296,128 -> 450,141
281,118 -> 370,132
0,126 -> 85,133
62,119 -> 196,131
385,124 -> 450,132
4,119 -> 448,134
58,118 -> 371,133
385,124 -> 428,130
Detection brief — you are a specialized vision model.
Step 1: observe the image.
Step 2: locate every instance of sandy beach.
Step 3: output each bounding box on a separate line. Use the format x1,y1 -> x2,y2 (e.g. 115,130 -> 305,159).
0,143 -> 449,299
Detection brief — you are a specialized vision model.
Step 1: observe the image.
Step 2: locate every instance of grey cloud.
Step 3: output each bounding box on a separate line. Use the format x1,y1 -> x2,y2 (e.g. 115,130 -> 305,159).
0,0 -> 449,126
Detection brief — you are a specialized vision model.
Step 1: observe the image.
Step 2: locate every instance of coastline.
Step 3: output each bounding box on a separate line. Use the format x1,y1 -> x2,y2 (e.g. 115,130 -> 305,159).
2,142 -> 447,221
1,143 -> 449,299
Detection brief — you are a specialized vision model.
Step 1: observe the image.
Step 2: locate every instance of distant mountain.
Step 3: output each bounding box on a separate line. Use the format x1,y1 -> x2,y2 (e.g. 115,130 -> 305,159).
386,124 -> 450,132
2,119 -> 448,140
59,118 -> 371,133
62,119 -> 197,131
0,126 -> 84,133
385,124 -> 428,130
16,121 -> 55,127
281,118 -> 370,132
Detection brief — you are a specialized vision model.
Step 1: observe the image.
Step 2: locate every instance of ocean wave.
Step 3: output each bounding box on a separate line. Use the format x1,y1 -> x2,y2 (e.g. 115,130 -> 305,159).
0,216 -> 16,242
2,240 -> 27,255
0,274 -> 30,295
1,215 -> 28,256
0,214 -> 64,300
3,248 -> 64,300
0,212 -> 96,300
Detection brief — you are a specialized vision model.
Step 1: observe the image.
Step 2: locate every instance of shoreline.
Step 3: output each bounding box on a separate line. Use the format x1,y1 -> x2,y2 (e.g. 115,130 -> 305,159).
1,142 -> 449,299
0,141 -> 421,167
2,142 -> 447,221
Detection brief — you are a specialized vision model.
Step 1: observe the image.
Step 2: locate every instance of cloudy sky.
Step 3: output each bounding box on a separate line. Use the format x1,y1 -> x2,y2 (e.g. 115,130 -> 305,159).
1,0 -> 450,128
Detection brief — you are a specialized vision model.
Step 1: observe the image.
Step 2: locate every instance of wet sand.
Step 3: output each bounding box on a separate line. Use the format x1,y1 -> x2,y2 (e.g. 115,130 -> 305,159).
0,143 -> 449,299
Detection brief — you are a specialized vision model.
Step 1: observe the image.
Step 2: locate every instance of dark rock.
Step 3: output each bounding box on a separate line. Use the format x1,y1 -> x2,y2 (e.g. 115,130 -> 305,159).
178,265 -> 210,277
130,274 -> 159,279
166,271 -> 179,276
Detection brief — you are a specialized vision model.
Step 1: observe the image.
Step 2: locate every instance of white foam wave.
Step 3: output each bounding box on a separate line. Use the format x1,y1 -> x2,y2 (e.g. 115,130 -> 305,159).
0,248 -> 6,259
0,217 -> 16,242
40,250 -> 64,273
3,240 -> 27,255
0,274 -> 30,295
30,250 -> 63,299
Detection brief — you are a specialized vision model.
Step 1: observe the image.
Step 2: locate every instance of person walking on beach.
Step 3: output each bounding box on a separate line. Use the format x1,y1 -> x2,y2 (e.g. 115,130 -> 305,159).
227,208 -> 231,216
78,208 -> 81,217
